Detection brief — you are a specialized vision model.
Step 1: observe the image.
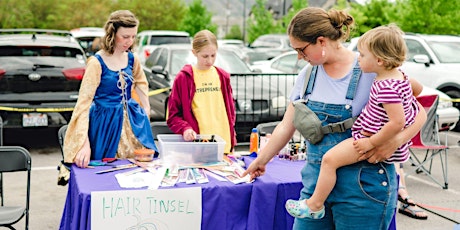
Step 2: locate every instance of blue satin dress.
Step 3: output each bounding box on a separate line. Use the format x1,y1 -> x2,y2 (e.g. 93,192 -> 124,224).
88,52 -> 157,160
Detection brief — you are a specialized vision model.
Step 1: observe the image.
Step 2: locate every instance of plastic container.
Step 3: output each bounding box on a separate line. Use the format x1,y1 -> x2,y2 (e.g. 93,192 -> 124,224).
158,134 -> 225,164
134,148 -> 155,162
259,133 -> 271,151
249,128 -> 259,156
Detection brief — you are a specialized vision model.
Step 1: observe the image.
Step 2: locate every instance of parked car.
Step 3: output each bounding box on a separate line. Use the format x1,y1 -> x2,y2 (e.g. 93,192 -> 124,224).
70,27 -> 105,56
251,50 -> 308,74
419,86 -> 459,130
135,30 -> 191,64
249,34 -> 293,59
142,43 -> 288,141
348,34 -> 460,130
0,29 -> 86,129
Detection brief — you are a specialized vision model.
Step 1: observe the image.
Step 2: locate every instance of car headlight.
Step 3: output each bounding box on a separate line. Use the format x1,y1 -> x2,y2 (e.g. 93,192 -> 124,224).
271,96 -> 287,109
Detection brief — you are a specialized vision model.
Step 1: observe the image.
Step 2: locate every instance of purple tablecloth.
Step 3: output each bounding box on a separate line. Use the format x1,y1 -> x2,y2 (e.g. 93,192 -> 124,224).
59,157 -> 304,230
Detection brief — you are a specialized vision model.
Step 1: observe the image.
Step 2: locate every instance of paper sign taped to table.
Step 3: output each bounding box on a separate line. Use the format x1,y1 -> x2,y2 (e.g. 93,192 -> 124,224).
91,187 -> 202,230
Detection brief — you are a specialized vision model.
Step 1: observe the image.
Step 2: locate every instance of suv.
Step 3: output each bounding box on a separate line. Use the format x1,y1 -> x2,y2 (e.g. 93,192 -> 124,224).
348,34 -> 460,130
135,30 -> 191,64
0,29 -> 86,129
70,27 -> 105,56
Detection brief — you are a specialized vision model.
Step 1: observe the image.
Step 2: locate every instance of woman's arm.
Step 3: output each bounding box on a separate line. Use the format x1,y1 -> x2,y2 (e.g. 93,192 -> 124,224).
242,103 -> 297,180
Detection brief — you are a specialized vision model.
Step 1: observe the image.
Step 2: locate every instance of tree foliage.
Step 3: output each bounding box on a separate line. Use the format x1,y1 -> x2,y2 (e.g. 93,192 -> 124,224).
246,0 -> 276,43
179,0 -> 217,36
1,0 -> 459,42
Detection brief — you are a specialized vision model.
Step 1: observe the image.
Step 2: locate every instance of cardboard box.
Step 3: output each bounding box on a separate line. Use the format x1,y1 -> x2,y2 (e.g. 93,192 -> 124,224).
158,134 -> 225,164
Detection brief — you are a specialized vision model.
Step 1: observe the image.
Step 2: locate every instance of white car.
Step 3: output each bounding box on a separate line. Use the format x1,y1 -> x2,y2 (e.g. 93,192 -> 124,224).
348,34 -> 460,130
251,50 -> 307,74
135,30 -> 191,64
70,27 -> 105,56
419,86 -> 459,130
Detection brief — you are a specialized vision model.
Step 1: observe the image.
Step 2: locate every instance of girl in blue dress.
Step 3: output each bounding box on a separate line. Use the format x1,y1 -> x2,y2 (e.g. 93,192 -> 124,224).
63,10 -> 157,168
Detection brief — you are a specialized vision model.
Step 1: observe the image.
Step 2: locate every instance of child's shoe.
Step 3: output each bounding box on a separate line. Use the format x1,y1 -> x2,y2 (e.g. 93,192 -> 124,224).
285,199 -> 325,219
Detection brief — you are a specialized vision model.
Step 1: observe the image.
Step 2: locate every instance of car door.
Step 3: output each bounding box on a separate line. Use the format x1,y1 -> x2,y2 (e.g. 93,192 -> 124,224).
144,47 -> 171,120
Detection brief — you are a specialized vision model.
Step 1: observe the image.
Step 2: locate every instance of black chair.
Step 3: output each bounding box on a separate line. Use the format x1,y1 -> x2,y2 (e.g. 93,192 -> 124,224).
0,146 -> 31,230
150,121 -> 174,140
57,125 -> 71,186
0,116 -> 3,206
57,125 -> 68,162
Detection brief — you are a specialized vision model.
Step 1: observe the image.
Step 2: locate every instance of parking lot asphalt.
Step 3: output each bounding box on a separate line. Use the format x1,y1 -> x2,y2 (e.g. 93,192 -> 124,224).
4,130 -> 460,230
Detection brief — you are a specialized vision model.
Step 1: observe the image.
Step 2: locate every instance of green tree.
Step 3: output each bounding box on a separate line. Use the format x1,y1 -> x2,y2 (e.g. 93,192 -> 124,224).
0,0 -> 35,28
396,0 -> 460,34
120,0 -> 187,31
246,0 -> 276,44
274,0 -> 308,33
347,0 -> 398,36
179,0 -> 217,36
225,24 -> 243,40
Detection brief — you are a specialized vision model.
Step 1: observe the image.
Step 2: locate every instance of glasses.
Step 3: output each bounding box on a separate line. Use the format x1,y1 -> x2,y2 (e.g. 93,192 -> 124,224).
294,43 -> 311,57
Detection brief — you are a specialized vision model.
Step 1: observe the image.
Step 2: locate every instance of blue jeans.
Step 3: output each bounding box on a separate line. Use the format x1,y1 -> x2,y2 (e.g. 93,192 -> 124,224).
293,100 -> 397,230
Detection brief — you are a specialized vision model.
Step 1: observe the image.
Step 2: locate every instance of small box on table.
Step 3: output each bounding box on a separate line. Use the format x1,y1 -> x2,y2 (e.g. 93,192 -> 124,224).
157,134 -> 225,164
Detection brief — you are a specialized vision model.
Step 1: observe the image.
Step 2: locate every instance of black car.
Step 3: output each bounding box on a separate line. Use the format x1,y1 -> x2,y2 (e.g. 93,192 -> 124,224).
0,29 -> 86,129
142,43 -> 289,141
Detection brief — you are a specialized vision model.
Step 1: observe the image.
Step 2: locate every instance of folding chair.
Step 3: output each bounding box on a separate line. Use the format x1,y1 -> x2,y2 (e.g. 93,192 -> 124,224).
0,146 -> 31,230
57,125 -> 71,186
409,94 -> 449,189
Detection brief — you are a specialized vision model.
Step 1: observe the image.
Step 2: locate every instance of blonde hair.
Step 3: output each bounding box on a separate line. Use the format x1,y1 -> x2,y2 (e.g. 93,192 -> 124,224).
287,7 -> 354,44
192,30 -> 218,52
358,24 -> 407,69
101,10 -> 139,54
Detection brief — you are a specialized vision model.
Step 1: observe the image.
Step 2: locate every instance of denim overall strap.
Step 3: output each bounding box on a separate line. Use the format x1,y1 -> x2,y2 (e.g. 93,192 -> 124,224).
345,62 -> 362,102
304,66 -> 318,97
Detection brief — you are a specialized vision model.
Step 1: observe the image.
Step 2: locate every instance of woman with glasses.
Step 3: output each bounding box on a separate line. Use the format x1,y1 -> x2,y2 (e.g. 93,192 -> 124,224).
243,7 -> 426,230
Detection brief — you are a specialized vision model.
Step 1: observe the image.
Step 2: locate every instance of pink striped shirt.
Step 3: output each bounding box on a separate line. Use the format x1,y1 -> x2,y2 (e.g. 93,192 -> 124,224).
352,74 -> 419,163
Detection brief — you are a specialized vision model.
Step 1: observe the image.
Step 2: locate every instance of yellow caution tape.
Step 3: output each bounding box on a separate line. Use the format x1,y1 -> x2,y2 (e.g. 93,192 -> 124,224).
0,87 -> 170,112
0,106 -> 74,112
439,98 -> 460,103
148,87 -> 170,97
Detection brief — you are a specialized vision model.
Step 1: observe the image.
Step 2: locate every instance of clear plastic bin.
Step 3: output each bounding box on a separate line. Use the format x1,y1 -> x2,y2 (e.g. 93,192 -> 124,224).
157,134 -> 225,164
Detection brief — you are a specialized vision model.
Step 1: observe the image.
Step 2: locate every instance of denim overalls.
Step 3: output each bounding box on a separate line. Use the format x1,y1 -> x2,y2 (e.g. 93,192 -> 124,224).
293,64 -> 397,230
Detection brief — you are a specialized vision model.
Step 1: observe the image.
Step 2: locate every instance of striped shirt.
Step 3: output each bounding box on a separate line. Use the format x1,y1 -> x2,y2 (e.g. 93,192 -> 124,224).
352,74 -> 419,163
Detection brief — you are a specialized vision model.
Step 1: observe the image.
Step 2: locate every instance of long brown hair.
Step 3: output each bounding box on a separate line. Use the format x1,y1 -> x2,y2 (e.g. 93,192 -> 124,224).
101,10 -> 139,54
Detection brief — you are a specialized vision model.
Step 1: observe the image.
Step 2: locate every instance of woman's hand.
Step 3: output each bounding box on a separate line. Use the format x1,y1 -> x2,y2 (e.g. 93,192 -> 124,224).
358,136 -> 400,163
183,128 -> 197,141
242,157 -> 267,181
74,137 -> 91,168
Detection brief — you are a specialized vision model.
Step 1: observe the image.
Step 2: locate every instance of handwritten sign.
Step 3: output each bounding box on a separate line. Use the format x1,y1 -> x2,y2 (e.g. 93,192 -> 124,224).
91,187 -> 202,230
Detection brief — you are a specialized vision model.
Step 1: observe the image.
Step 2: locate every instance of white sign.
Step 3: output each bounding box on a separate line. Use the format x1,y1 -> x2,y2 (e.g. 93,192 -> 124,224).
91,187 -> 202,230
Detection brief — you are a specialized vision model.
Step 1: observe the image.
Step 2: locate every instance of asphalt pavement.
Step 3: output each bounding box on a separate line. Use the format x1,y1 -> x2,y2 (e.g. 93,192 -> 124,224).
3,130 -> 460,230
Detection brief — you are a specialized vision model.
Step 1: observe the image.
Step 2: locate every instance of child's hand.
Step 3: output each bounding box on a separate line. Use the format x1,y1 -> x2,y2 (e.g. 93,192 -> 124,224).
353,138 -> 375,154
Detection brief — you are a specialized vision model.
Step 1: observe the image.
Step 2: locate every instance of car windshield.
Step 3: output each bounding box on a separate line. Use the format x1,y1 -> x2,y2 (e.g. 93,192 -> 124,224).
427,41 -> 460,63
0,46 -> 83,58
169,49 -> 252,76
